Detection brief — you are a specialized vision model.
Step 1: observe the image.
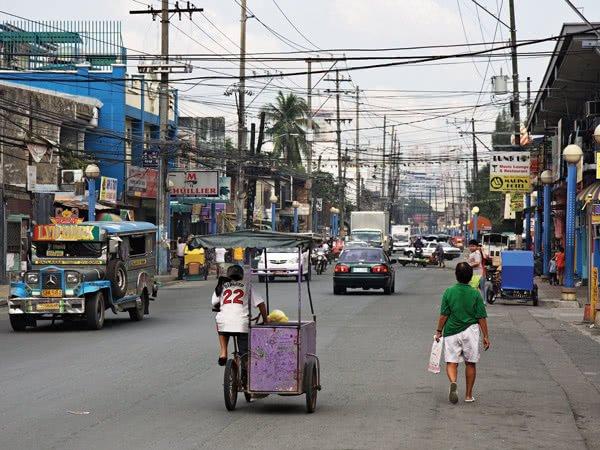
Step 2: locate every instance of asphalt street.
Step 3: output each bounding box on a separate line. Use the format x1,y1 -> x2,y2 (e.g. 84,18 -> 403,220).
1,264 -> 600,450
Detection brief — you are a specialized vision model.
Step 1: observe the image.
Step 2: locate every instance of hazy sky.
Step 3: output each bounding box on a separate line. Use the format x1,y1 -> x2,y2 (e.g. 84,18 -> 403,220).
2,0 -> 599,194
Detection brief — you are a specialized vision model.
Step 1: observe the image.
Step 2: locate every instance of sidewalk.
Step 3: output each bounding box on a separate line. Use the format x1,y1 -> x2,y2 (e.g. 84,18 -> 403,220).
536,276 -> 587,308
0,284 -> 7,307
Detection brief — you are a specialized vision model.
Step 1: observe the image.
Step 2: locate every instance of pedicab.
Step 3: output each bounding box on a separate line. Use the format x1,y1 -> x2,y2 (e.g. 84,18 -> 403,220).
486,250 -> 538,306
191,230 -> 321,413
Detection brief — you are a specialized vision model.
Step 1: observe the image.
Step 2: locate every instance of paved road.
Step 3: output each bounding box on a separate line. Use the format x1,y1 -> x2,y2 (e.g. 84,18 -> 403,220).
1,265 -> 599,449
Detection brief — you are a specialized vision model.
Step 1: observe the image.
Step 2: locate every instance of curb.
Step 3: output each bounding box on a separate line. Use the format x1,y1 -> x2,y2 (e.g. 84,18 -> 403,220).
539,298 -> 581,309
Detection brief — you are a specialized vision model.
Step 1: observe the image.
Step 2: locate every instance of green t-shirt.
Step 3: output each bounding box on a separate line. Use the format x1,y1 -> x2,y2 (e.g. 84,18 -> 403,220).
440,283 -> 487,337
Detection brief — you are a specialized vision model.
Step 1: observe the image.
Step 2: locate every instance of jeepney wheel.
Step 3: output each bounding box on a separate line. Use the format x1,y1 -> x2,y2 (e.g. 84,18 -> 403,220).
107,259 -> 128,299
532,285 -> 539,307
223,359 -> 239,411
85,291 -> 105,330
304,357 -> 318,413
128,291 -> 147,321
9,315 -> 28,332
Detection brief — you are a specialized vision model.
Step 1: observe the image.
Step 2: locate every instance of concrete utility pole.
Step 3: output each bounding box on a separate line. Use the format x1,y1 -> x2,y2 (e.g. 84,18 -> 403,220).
236,0 -> 248,230
381,115 -> 386,201
0,137 -> 5,284
508,0 -> 521,148
471,118 -> 478,181
307,59 -> 313,230
355,86 -> 361,210
130,1 -> 202,274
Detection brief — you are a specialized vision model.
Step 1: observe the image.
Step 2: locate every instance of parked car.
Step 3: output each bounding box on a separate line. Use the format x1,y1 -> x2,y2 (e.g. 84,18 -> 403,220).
333,248 -> 396,295
256,247 -> 310,281
403,241 -> 460,260
437,242 -> 462,260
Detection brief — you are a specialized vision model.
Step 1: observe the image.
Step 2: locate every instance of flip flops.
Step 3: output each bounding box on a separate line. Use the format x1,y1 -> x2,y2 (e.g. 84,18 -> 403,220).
218,357 -> 227,366
449,382 -> 458,404
465,397 -> 476,403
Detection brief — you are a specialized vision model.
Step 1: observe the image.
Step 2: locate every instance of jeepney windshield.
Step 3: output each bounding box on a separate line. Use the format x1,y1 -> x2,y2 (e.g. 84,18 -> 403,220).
34,242 -> 103,258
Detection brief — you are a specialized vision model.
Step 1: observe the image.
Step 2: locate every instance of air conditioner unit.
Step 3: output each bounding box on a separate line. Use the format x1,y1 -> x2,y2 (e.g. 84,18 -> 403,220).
585,100 -> 600,117
61,169 -> 83,185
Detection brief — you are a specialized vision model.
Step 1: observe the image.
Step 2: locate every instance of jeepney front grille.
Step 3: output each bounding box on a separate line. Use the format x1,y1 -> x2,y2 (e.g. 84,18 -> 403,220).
42,271 -> 63,289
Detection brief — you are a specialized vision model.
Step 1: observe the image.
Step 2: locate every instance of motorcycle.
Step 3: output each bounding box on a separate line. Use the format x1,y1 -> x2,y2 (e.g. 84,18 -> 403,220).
314,250 -> 328,274
414,247 -> 424,259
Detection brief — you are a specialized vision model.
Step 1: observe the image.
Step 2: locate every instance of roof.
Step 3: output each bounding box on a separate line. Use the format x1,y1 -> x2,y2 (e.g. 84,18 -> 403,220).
576,181 -> 600,202
527,23 -> 600,134
85,221 -> 157,234
0,79 -> 103,109
56,199 -> 113,211
191,230 -> 319,249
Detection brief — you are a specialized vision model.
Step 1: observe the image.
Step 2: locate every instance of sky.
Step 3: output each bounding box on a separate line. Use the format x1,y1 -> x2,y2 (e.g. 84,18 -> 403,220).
2,0 -> 600,200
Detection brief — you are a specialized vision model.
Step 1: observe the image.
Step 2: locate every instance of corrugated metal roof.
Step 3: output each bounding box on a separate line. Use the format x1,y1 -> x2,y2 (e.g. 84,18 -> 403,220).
85,221 -> 157,234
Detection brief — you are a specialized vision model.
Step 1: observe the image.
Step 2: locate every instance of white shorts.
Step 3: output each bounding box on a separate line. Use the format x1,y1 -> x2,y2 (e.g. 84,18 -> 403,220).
444,324 -> 481,363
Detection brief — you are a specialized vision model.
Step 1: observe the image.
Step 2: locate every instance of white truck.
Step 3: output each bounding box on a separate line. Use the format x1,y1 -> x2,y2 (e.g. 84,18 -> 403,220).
349,211 -> 391,254
391,224 -> 411,253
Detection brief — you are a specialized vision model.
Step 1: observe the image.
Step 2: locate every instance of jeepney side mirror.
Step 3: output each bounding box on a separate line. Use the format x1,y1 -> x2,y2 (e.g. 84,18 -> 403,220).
109,238 -> 120,255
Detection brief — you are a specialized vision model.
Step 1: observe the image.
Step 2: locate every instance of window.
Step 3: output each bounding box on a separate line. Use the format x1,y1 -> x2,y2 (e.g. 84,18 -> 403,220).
339,249 -> 385,263
129,235 -> 146,256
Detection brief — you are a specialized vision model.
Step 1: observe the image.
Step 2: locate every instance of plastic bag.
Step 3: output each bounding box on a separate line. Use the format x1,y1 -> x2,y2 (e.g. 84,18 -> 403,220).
469,274 -> 482,289
428,336 -> 444,374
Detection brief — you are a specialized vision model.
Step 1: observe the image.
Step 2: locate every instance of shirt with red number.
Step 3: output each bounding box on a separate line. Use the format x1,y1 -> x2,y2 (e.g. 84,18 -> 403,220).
211,280 -> 264,333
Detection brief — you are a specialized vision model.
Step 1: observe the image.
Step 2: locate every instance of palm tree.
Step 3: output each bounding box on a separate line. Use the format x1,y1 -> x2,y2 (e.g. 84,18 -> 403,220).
262,91 -> 311,168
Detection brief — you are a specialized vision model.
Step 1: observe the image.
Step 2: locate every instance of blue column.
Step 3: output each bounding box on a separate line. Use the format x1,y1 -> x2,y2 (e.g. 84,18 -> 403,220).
87,178 -> 96,222
210,202 -> 217,235
543,184 -> 552,277
271,203 -> 277,231
565,163 -> 577,288
293,207 -> 299,233
534,188 -> 542,254
525,194 -> 532,250
473,214 -> 478,241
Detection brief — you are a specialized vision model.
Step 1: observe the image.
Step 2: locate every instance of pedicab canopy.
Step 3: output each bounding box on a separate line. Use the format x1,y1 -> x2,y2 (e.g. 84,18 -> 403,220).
191,230 -> 318,250
501,251 -> 534,291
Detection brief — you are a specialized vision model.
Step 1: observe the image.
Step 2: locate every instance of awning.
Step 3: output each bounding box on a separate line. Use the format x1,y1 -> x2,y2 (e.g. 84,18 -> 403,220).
576,182 -> 600,202
56,199 -> 113,211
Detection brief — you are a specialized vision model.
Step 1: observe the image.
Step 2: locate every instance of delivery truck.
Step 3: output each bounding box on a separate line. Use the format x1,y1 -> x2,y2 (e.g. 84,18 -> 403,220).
349,211 -> 391,254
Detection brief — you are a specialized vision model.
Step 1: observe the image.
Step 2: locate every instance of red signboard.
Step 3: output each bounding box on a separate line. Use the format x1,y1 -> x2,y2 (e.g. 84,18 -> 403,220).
126,166 -> 158,199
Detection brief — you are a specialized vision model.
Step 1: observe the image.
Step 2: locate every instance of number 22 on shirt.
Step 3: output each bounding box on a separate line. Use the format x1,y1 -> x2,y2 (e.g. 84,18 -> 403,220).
222,288 -> 244,305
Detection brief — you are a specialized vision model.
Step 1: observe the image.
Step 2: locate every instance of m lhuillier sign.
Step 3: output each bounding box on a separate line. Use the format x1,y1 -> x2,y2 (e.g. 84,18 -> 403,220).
168,170 -> 219,197
489,151 -> 531,193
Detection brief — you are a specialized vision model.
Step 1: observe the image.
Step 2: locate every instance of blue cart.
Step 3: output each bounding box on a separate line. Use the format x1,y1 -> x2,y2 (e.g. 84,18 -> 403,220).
495,251 -> 538,306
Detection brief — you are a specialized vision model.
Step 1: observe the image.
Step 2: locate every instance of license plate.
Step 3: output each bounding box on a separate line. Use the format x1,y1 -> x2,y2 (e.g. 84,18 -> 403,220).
41,289 -> 63,298
353,267 -> 369,273
36,302 -> 60,311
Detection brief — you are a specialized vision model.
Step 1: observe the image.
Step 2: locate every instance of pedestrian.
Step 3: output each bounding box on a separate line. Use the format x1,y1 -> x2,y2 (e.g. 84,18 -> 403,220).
176,237 -> 186,280
435,243 -> 445,268
467,239 -> 486,301
548,257 -> 557,286
435,262 -> 490,404
554,246 -> 565,285
215,247 -> 227,277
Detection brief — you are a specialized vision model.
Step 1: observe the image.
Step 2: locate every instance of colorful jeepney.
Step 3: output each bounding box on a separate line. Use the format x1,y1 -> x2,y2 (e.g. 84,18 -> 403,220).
8,222 -> 158,331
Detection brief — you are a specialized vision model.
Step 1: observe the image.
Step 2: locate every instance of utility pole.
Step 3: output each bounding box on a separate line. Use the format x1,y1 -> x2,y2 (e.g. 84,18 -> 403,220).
381,115 -> 386,203
508,0 -> 521,148
324,70 -> 352,235
307,59 -> 313,230
443,177 -> 448,229
450,173 -> 456,229
0,137 -> 5,284
130,1 -> 202,275
355,86 -> 361,210
526,76 -> 532,117
471,118 -> 478,181
236,0 -> 248,229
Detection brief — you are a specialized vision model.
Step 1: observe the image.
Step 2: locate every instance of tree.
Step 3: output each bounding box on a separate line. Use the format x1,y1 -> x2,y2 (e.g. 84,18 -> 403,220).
466,164 -> 505,230
492,108 -> 512,149
262,91 -> 310,168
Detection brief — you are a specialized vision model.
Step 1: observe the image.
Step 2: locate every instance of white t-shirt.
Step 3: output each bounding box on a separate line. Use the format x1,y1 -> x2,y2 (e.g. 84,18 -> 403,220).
176,243 -> 186,257
468,250 -> 482,276
211,280 -> 264,333
321,243 -> 329,251
215,248 -> 227,263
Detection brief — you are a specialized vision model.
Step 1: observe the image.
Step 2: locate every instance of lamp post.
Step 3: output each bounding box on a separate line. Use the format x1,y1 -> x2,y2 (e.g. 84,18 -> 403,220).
84,164 -> 100,222
464,220 -> 469,242
524,194 -> 532,249
270,193 -> 278,232
540,170 -> 553,278
292,200 -> 300,233
534,187 -> 542,254
471,206 -> 480,242
563,144 -> 583,300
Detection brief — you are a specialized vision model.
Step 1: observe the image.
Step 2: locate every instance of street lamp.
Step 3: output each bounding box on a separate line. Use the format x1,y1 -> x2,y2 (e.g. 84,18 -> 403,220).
292,200 -> 300,233
540,170 -> 553,278
593,124 -> 600,144
563,144 -> 583,299
84,164 -> 100,222
270,193 -> 278,232
471,206 -> 480,241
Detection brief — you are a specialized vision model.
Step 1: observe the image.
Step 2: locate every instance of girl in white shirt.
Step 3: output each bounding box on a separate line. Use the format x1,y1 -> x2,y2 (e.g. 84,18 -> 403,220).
212,265 -> 268,366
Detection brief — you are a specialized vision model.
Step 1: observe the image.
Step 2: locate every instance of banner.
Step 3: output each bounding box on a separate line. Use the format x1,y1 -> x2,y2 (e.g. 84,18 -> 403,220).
490,151 -> 531,193
99,176 -> 118,203
168,170 -> 219,197
126,166 -> 158,198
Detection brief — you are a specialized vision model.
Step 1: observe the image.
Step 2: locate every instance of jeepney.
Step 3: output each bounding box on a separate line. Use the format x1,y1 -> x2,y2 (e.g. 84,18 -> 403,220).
8,222 -> 158,331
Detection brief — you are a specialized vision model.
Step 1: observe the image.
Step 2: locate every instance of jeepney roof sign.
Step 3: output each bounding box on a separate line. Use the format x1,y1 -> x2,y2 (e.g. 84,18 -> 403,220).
33,224 -> 101,242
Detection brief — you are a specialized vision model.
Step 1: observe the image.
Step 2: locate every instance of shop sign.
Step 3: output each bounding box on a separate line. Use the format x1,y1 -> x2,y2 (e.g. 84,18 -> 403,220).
592,267 -> 599,317
99,176 -> 118,204
51,207 -> 83,224
127,166 -> 158,198
33,225 -> 100,241
490,151 -> 531,193
510,194 -> 524,212
168,170 -> 219,197
591,203 -> 600,225
316,198 -> 323,212
596,152 -> 600,180
142,149 -> 159,168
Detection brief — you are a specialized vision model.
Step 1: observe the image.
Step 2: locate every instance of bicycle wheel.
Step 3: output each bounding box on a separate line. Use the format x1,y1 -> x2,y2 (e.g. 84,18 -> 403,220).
223,359 -> 239,411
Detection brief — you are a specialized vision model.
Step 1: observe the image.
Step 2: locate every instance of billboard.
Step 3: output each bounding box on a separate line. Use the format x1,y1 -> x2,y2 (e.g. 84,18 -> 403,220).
489,151 -> 531,193
168,170 -> 219,197
126,166 -> 158,198
99,176 -> 118,203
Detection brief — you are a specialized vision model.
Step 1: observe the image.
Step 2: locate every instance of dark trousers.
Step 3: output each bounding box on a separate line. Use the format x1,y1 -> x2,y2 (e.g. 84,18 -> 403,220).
177,256 -> 185,280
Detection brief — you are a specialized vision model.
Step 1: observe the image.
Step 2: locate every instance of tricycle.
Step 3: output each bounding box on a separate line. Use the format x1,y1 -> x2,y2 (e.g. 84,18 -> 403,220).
192,230 -> 321,413
486,250 -> 538,306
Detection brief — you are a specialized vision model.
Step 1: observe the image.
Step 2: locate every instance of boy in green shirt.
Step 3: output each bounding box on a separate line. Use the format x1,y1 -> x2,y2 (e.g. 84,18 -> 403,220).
435,262 -> 490,404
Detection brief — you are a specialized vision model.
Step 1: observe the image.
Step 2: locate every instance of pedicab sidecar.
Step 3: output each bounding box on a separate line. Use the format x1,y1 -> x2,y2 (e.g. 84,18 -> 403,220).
493,250 -> 538,306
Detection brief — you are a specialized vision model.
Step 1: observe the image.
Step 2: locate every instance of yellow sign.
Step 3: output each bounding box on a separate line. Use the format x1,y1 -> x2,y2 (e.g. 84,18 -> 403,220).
591,267 -> 598,322
510,195 -> 524,212
37,302 -> 60,311
596,152 -> 600,180
41,289 -> 63,298
490,175 -> 531,193
34,225 -> 100,241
